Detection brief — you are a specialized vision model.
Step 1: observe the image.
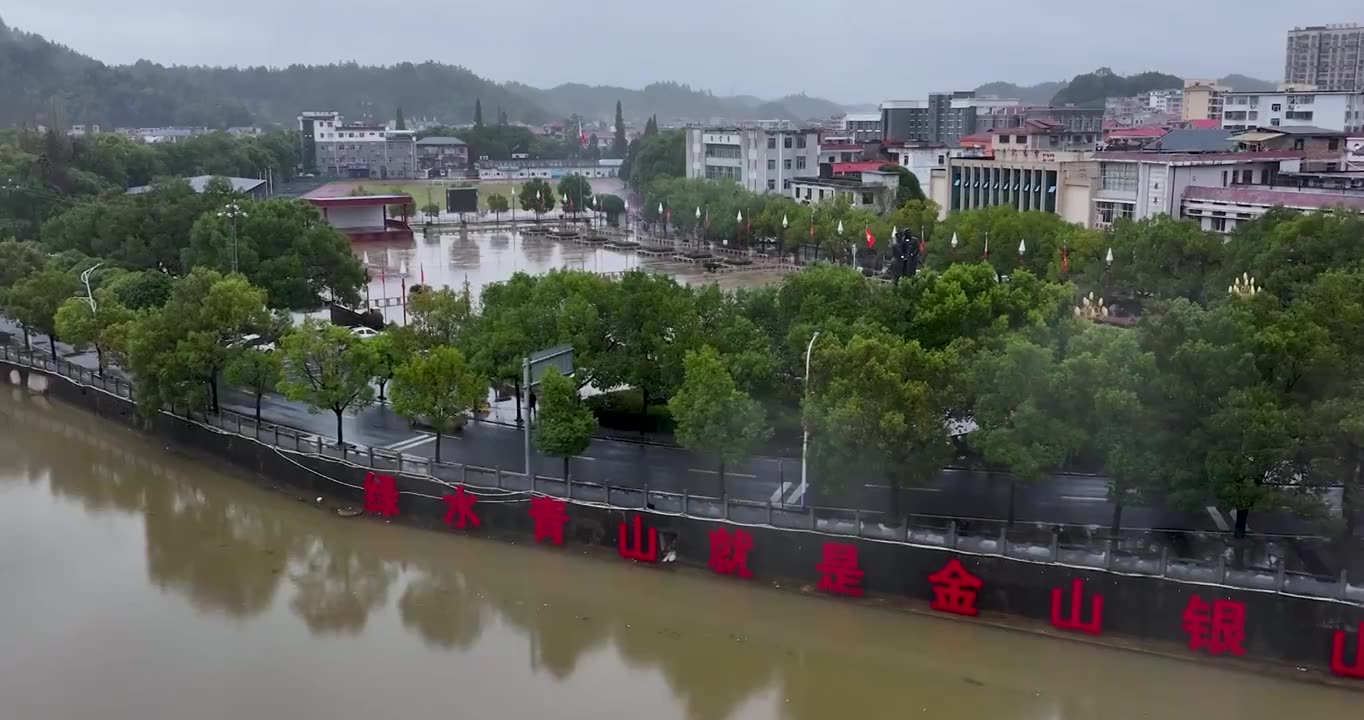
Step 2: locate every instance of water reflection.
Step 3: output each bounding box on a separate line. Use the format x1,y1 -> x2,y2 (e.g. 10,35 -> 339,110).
2,390 -> 1361,720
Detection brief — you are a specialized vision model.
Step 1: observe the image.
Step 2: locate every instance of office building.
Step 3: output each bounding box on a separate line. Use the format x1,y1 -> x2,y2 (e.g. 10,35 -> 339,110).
302,111 -> 419,180
1221,90 -> 1364,133
839,113 -> 882,143
790,169 -> 900,214
1230,126 -> 1350,171
1285,24 -> 1364,92
415,136 -> 469,178
880,92 -> 1019,145
1090,150 -> 1299,230
929,149 -> 1095,226
1182,79 -> 1229,122
684,126 -> 821,194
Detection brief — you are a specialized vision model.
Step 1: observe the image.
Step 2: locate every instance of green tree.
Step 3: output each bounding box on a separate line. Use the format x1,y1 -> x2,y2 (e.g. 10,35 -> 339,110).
54,291 -> 134,373
518,179 -> 557,216
224,348 -> 282,422
594,270 -> 698,425
595,193 -> 625,226
366,331 -> 403,404
1216,208 -> 1364,303
0,239 -> 45,289
390,346 -> 486,462
183,198 -> 365,310
1084,215 -> 1224,303
669,346 -> 769,499
125,269 -> 270,415
5,269 -> 80,354
407,285 -> 474,349
878,164 -> 926,206
421,202 -> 440,223
534,368 -> 597,481
611,100 -> 628,158
557,175 -> 593,216
625,130 -> 684,193
278,319 -> 378,447
805,331 -> 957,513
486,193 -> 510,222
104,270 -> 173,309
474,99 -> 484,128
395,106 -> 407,131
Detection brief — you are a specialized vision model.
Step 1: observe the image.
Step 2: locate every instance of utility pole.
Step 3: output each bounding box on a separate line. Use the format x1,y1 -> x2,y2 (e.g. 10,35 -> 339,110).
217,203 -> 248,274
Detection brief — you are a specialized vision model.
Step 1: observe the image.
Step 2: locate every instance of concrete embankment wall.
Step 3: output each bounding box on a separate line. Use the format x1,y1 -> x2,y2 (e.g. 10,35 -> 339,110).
5,358 -> 1363,680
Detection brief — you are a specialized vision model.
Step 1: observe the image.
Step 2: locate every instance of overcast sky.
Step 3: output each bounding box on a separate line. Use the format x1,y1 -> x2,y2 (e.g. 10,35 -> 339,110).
5,2 -> 1361,102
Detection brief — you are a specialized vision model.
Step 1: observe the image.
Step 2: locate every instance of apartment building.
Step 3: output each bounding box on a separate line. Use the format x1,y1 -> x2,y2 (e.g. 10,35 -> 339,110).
1285,24 -> 1364,92
300,111 -> 420,180
1090,151 -> 1299,230
880,91 -> 1019,145
684,126 -> 821,194
839,113 -> 882,143
1182,79 -> 1229,122
1221,90 -> 1364,133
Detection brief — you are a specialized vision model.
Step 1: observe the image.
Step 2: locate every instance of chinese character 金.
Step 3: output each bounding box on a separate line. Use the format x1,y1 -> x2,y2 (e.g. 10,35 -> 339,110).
927,558 -> 982,616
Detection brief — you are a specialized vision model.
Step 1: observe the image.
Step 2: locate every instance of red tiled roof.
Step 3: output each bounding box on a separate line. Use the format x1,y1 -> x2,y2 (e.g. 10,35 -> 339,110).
958,133 -> 992,146
1184,185 -> 1364,211
831,161 -> 888,174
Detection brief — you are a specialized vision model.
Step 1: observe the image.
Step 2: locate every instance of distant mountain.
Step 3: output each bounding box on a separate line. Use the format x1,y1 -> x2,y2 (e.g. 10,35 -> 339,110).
0,16 -> 547,128
974,80 -> 1067,105
1219,74 -> 1276,92
1050,67 -> 1183,107
504,81 -> 847,123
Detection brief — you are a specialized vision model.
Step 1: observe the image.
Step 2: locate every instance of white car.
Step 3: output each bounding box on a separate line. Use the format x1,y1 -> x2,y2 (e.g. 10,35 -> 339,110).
350,326 -> 380,339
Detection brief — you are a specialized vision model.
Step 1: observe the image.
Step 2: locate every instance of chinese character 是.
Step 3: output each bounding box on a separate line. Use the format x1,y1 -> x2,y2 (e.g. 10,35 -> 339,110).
816,542 -> 864,596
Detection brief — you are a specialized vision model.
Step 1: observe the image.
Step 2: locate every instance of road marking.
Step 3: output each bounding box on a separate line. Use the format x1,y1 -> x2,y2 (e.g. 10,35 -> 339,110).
863,484 -> 942,492
384,434 -> 436,452
1060,495 -> 1107,503
1206,506 -> 1230,532
770,481 -> 794,504
783,481 -> 807,506
687,468 -> 757,479
570,455 -> 597,462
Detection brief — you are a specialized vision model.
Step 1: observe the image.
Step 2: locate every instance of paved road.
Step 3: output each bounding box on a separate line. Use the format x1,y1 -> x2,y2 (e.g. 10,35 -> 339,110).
4,320 -> 1353,537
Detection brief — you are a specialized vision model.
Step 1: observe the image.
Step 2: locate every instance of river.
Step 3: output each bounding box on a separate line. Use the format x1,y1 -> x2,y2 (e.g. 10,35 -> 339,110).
0,388 -> 1358,720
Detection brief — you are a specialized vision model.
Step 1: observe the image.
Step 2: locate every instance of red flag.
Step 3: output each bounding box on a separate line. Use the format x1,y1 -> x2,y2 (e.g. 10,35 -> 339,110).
919,233 -> 926,255
865,225 -> 874,248
665,207 -> 671,225
1061,244 -> 1069,273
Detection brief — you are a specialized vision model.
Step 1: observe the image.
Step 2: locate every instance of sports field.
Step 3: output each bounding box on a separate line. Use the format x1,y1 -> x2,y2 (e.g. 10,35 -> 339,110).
309,179 -> 520,209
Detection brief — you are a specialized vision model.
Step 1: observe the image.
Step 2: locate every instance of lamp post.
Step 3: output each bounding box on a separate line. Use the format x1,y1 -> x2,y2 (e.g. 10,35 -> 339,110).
837,219 -> 846,268
216,203 -> 248,274
800,330 -> 821,509
1074,292 -> 1109,321
1229,273 -> 1259,297
510,184 -> 517,225
624,199 -> 630,240
781,214 -> 788,258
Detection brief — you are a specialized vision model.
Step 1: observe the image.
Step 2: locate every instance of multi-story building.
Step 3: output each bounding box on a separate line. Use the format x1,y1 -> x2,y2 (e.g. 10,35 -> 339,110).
1285,24 -> 1364,92
976,105 -> 1105,135
818,142 -> 866,164
1089,150 -> 1299,229
684,126 -> 820,194
300,111 -> 419,180
789,169 -> 900,214
1220,89 -> 1364,133
1230,126 -> 1350,171
1148,89 -> 1184,116
885,140 -> 949,192
1183,185 -> 1364,234
991,119 -> 1099,153
415,136 -> 469,178
839,113 -> 882,143
880,92 -> 1019,145
298,111 -> 341,172
1182,79 -> 1229,122
929,149 -> 1095,226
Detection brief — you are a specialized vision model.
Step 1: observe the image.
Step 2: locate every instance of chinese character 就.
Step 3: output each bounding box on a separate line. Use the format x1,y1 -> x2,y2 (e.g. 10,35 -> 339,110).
708,527 -> 754,578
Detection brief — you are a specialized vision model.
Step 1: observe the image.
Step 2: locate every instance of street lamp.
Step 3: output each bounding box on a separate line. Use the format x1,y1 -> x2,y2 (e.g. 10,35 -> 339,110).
837,219 -> 847,267
800,330 -> 821,509
216,203 -> 248,274
950,231 -> 959,249
1229,273 -> 1259,297
79,262 -> 104,313
1074,292 -> 1109,321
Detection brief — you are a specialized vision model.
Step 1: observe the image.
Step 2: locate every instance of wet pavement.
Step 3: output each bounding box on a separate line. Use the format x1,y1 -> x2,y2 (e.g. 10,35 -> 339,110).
2,389 -> 1359,720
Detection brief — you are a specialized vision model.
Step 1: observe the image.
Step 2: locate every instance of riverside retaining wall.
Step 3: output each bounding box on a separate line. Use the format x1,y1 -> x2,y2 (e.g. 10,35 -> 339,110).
6,357 -> 1364,682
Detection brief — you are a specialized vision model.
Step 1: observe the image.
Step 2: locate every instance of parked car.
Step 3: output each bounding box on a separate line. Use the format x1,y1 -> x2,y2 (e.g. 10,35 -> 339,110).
350,327 -> 380,339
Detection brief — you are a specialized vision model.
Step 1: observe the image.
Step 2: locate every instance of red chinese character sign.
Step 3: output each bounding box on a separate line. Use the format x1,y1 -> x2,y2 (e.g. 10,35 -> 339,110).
618,515 -> 658,563
441,486 -> 480,529
1182,595 -> 1245,656
816,542 -> 863,596
529,496 -> 569,546
363,472 -> 399,517
708,528 -> 754,578
1050,578 -> 1103,635
1331,622 -> 1364,679
928,558 -> 982,616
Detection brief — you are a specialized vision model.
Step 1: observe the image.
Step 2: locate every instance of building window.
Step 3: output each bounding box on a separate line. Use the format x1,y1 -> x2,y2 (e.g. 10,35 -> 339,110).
784,137 -> 793,149
862,192 -> 874,205
842,152 -> 852,162
1016,135 -> 1027,144
1271,118 -> 1281,126
796,135 -> 808,149
1240,169 -> 1253,183
1271,103 -> 1282,112
1211,217 -> 1227,233
767,179 -> 776,191
1095,201 -> 1134,226
998,135 -> 1010,144
783,179 -> 791,190
1099,162 -> 1138,192
767,159 -> 776,171
784,159 -> 792,170
818,189 -> 825,200
1287,111 -> 1315,121
767,137 -> 776,149
796,156 -> 807,170
1329,138 -> 1341,150
1294,139 -> 1305,150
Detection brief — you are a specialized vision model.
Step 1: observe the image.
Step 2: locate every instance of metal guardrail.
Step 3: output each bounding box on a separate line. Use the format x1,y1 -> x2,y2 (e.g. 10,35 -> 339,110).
2,340 -> 1361,605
